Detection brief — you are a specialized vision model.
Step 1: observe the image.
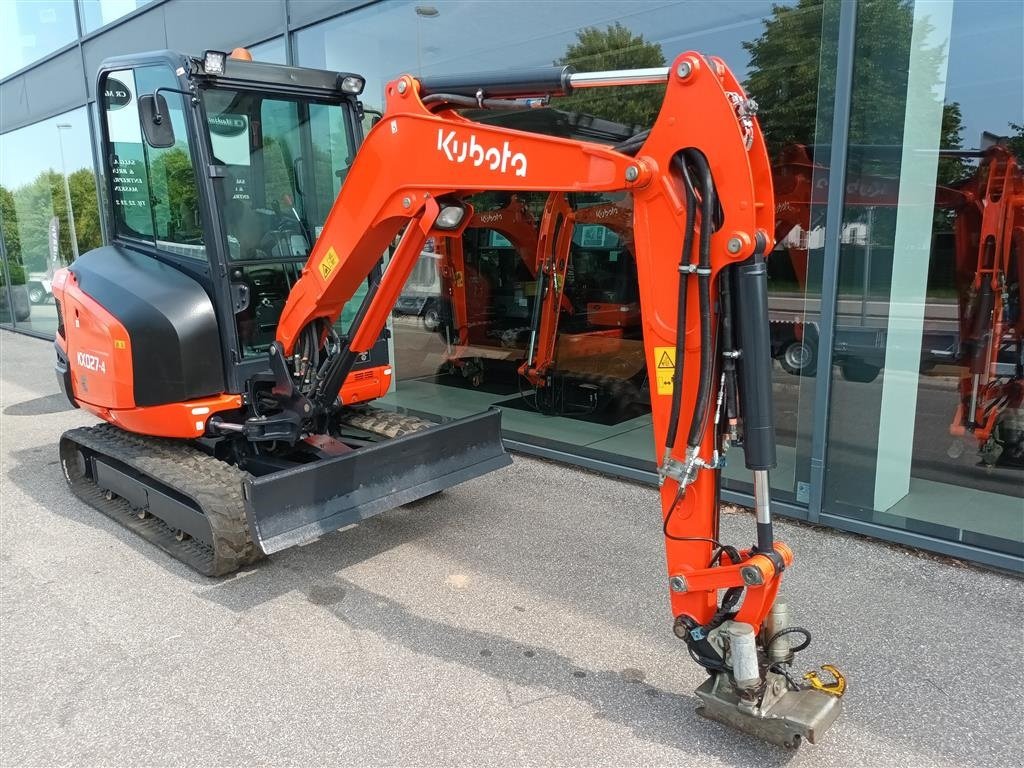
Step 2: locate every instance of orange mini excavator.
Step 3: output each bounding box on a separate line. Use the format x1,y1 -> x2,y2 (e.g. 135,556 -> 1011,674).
949,145 -> 1024,466
432,194 -> 544,386
518,193 -> 647,413
54,49 -> 843,746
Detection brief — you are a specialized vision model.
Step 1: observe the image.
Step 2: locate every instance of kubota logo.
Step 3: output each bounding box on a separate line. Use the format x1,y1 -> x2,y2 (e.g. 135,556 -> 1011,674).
437,129 -> 527,177
593,207 -> 618,219
477,211 -> 505,224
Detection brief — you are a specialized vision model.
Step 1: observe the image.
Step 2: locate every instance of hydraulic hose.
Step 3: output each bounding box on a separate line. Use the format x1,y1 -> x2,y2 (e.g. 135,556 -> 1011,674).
614,130 -> 651,157
684,149 -> 717,451
422,93 -> 549,112
314,278 -> 381,410
665,154 -> 698,454
719,263 -> 739,430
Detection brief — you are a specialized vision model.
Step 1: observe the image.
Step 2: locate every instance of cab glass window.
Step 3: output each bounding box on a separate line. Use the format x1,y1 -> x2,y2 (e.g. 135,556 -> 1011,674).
102,65 -> 206,259
200,88 -> 355,261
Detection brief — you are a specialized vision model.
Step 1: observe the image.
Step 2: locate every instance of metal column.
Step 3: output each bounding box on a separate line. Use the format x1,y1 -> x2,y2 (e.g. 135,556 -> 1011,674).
807,0 -> 859,522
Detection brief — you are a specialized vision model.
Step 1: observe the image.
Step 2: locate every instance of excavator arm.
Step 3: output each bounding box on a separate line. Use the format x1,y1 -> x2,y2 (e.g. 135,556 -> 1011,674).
270,53 -> 842,747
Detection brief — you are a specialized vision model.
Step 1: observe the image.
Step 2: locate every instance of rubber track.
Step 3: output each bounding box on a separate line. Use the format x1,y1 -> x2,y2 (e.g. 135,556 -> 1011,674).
339,408 -> 434,439
60,424 -> 264,577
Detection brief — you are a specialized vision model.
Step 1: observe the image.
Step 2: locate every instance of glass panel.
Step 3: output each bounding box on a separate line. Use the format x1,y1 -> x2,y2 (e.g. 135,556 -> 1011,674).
824,0 -> 1023,557
0,1 -> 78,78
248,37 -> 286,65
79,0 -> 151,34
200,85 -> 357,357
0,107 -> 100,337
103,66 -> 206,259
0,227 -> 21,329
297,0 -> 832,507
201,87 -> 355,261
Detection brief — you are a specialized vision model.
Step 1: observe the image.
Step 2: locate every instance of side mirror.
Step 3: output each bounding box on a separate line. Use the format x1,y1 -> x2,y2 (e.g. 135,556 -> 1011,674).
138,94 -> 175,148
364,109 -> 383,130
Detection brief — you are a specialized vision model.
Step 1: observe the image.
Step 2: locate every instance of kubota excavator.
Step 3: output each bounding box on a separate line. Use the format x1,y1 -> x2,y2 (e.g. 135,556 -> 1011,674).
432,194 -> 544,387
518,193 -> 648,414
53,48 -> 844,747
772,143 -> 1024,464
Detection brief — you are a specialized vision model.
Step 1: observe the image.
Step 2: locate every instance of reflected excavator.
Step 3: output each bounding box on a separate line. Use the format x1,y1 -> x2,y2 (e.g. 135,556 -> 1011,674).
949,145 -> 1024,466
53,48 -> 844,747
518,194 -> 648,414
772,143 -> 1023,465
432,194 -> 545,386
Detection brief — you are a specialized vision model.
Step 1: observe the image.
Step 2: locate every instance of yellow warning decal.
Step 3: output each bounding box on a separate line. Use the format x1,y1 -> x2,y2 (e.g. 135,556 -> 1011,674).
655,345 -> 676,395
454,270 -> 465,288
113,339 -> 126,350
318,247 -> 340,281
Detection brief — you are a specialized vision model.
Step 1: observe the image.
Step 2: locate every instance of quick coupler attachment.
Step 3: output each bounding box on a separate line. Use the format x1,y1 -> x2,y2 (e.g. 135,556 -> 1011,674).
680,604 -> 844,748
695,664 -> 842,749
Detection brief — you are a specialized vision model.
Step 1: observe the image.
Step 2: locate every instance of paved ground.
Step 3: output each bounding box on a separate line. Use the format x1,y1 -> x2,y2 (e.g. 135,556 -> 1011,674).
1,329 -> 1021,767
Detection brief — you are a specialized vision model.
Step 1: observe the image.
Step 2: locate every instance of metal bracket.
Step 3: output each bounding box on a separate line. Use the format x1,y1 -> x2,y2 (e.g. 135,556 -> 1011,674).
657,454 -> 687,486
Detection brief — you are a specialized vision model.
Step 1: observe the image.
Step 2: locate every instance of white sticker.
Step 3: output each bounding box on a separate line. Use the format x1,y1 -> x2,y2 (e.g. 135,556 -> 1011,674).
105,69 -> 143,144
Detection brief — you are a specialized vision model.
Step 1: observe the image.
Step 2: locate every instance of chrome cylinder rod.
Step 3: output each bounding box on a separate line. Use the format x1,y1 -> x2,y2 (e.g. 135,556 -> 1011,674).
753,468 -> 774,550
968,373 -> 980,426
568,67 -> 670,89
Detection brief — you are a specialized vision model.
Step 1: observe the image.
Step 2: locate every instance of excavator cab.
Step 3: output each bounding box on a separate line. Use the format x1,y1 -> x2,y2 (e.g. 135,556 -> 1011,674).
95,50 -> 388,392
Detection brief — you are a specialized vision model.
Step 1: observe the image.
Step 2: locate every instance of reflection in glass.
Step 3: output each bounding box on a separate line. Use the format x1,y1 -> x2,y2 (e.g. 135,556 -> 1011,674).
79,0 -> 151,34
0,107 -> 99,336
824,0 -> 1023,557
247,37 -> 287,65
0,1 -> 78,78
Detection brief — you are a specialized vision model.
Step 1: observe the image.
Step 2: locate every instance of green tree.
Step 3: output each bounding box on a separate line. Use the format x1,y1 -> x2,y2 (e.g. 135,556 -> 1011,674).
149,146 -> 201,241
3,168 -> 102,271
742,1 -> 827,154
744,0 -> 966,184
0,185 -> 22,266
555,23 -> 666,130
1007,121 -> 1024,160
68,168 -> 102,256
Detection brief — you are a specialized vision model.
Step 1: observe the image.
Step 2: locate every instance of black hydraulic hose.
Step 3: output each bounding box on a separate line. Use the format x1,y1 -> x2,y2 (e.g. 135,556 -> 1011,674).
684,149 -> 717,450
314,278 -> 381,410
422,93 -> 548,111
613,129 -> 651,157
665,154 -> 698,453
719,266 -> 739,427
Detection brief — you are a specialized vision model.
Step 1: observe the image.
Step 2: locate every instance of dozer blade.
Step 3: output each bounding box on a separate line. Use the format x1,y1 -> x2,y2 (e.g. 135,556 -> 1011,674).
244,407 -> 511,554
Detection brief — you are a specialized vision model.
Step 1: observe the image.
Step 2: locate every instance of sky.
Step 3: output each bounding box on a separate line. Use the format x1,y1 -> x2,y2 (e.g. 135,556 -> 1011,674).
0,106 -> 95,191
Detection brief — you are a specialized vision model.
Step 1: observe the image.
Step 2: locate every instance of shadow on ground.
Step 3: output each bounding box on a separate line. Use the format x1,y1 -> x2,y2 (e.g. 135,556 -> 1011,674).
199,554 -> 803,766
4,393 -> 74,417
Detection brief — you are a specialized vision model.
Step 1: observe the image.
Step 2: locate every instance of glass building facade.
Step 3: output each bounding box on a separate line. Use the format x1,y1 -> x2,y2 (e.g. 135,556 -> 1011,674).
1,0 -> 1020,570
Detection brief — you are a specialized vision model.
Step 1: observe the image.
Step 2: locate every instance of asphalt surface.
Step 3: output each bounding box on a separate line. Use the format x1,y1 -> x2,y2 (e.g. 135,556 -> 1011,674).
1,329 -> 1022,767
